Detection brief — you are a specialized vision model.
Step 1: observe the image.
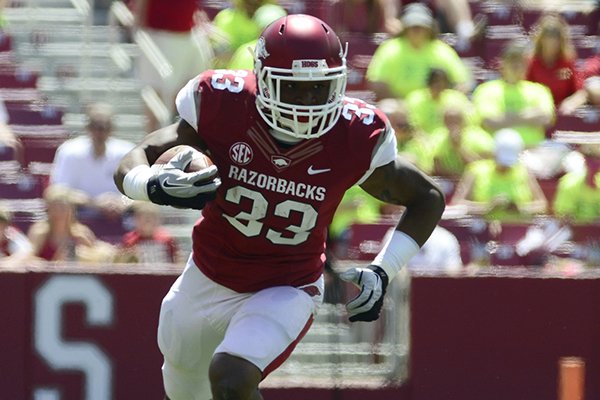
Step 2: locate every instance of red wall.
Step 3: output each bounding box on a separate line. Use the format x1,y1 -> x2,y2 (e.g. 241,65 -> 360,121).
2,265 -> 599,399
410,270 -> 600,400
1,268 -> 174,400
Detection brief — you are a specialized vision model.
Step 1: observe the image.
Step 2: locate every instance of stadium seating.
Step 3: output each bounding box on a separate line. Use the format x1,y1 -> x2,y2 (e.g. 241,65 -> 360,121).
0,30 -> 69,236
0,174 -> 44,199
1,0 -> 599,266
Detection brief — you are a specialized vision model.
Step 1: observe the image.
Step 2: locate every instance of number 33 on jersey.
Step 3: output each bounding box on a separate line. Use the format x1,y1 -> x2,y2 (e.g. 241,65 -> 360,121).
175,69 -> 398,292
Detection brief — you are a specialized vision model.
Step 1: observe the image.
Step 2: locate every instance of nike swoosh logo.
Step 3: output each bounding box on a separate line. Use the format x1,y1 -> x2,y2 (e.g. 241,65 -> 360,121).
162,180 -> 188,188
307,165 -> 331,175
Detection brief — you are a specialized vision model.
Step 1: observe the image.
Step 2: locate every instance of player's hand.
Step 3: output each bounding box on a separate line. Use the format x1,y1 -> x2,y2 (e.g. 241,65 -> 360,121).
147,149 -> 221,209
339,265 -> 389,322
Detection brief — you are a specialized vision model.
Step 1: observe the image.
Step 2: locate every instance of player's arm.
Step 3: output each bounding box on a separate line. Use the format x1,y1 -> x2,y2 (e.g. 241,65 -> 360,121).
360,157 -> 445,245
113,119 -> 219,209
340,157 -> 445,322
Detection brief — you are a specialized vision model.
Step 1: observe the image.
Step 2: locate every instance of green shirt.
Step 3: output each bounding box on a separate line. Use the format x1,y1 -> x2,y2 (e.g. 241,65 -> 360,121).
228,39 -> 258,70
405,88 -> 476,134
467,159 -> 533,219
366,37 -> 470,98
213,9 -> 261,57
553,171 -> 600,222
468,159 -> 532,202
403,126 -> 494,175
329,186 -> 382,239
471,79 -> 555,147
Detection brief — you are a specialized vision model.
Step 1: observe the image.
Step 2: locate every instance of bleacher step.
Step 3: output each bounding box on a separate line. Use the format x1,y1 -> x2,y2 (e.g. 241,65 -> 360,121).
4,7 -> 87,24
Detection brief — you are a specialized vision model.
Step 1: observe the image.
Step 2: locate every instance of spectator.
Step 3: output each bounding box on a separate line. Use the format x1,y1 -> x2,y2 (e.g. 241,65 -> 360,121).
451,128 -> 547,220
407,225 -> 463,272
0,99 -> 22,163
0,206 -> 33,267
553,150 -> 600,223
379,0 -> 484,50
27,185 -> 115,263
50,102 -> 135,218
211,0 -> 270,67
403,107 -> 494,177
329,0 -> 387,35
405,68 -> 475,135
115,201 -> 181,264
526,14 -> 582,110
472,41 -> 555,147
376,98 -> 413,151
131,0 -> 214,132
227,3 -> 287,70
402,70 -> 492,177
560,54 -> 600,113
366,2 -> 471,100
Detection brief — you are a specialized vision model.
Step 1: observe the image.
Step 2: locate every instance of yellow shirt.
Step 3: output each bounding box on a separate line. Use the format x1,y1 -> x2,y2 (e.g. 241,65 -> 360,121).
472,79 -> 555,147
329,186 -> 382,239
228,39 -> 257,70
467,159 -> 533,219
403,126 -> 493,175
366,37 -> 470,98
405,88 -> 476,134
553,171 -> 600,222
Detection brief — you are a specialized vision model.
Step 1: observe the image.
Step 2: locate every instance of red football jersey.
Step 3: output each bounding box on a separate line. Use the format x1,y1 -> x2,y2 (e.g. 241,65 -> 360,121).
176,70 -> 397,292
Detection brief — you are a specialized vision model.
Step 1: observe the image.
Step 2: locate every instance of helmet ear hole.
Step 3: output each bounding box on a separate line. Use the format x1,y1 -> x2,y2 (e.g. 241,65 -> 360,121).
254,14 -> 348,140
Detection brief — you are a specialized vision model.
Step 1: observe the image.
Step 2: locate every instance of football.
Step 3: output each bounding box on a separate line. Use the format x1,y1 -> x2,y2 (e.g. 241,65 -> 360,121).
153,145 -> 214,172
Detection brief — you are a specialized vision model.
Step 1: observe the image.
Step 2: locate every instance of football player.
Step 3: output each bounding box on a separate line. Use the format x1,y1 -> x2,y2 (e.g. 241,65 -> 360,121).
114,14 -> 445,400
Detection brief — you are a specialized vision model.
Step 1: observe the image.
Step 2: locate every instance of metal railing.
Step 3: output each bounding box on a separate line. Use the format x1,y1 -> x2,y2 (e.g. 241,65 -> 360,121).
107,0 -> 171,128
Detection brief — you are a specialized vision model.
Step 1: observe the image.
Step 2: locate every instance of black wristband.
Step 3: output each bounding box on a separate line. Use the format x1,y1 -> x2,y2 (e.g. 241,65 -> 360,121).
147,176 -> 168,205
368,265 -> 389,291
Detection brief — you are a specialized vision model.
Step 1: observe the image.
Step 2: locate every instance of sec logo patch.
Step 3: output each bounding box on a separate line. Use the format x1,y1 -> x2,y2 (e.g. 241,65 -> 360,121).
229,142 -> 253,165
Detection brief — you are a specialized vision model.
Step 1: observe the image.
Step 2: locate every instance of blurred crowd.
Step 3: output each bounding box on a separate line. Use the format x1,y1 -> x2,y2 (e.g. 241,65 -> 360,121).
1,0 -> 600,273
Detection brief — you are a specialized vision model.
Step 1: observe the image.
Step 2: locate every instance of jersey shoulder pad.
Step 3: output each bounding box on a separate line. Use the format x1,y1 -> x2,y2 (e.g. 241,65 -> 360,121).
196,69 -> 256,125
197,69 -> 256,98
340,96 -> 389,133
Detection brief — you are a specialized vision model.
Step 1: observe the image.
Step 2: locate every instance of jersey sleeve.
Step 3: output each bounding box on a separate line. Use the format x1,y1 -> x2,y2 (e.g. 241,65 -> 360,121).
175,69 -> 253,138
175,75 -> 202,130
355,120 -> 398,185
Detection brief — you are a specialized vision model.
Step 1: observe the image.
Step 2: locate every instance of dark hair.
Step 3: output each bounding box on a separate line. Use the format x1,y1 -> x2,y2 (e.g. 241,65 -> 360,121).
426,68 -> 450,86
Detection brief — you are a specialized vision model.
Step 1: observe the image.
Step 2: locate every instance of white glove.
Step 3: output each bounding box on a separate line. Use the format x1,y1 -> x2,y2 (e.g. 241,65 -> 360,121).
148,150 -> 221,209
339,266 -> 388,322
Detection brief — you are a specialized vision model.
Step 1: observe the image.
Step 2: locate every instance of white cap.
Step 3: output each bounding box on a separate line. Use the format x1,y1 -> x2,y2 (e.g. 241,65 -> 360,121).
401,3 -> 434,29
494,129 -> 524,167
